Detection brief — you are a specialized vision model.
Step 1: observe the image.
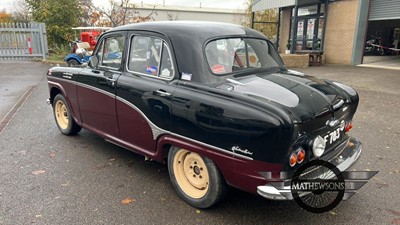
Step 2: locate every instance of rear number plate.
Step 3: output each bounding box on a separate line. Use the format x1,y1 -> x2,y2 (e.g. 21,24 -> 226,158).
324,120 -> 345,145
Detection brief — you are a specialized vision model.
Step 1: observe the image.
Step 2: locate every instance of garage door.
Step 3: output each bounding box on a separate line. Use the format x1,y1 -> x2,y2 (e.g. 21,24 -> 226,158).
369,0 -> 400,21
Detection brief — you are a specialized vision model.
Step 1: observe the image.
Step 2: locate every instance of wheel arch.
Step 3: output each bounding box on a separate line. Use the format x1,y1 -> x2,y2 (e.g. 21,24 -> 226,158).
49,86 -> 62,105
156,134 -> 284,194
157,135 -> 214,163
156,135 -> 244,188
67,58 -> 80,64
48,85 -> 82,126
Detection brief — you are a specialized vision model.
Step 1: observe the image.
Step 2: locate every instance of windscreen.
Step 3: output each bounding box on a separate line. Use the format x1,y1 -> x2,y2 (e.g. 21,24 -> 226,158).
205,38 -> 282,75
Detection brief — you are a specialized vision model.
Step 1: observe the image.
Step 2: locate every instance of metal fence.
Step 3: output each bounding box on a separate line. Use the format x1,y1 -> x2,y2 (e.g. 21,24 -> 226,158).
0,22 -> 48,59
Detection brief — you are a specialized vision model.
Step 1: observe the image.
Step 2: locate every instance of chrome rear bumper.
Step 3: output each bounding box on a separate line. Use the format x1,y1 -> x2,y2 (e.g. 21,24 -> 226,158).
257,137 -> 362,200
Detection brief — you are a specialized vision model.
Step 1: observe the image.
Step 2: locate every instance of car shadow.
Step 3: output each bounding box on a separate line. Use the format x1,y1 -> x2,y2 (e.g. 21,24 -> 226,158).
67,130 -> 356,224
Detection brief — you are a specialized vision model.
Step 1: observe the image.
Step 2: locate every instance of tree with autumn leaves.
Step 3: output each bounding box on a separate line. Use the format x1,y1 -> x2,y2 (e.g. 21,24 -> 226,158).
89,0 -> 157,27
244,0 -> 278,40
25,0 -> 83,47
0,9 -> 13,23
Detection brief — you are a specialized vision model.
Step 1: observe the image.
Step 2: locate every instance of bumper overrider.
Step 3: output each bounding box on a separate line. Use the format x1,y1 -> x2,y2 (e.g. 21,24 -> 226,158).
257,137 -> 362,200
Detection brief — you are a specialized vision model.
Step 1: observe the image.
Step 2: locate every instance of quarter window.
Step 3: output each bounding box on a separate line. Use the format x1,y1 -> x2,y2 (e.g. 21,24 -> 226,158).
128,36 -> 175,79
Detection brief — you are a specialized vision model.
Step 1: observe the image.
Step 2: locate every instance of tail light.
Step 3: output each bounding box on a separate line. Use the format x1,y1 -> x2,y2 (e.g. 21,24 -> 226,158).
345,121 -> 353,133
289,153 -> 297,167
297,148 -> 305,163
289,148 -> 306,167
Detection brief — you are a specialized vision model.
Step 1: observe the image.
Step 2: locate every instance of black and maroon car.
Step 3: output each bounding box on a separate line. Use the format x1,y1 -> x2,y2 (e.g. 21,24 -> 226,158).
46,21 -> 362,208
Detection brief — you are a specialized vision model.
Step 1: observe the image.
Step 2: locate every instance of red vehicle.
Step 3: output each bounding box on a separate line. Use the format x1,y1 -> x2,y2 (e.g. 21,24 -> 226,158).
79,31 -> 99,50
71,27 -> 111,50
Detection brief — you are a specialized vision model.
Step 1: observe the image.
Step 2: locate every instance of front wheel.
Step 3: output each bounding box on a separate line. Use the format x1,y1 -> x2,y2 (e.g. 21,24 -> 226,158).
53,94 -> 81,135
168,147 -> 227,208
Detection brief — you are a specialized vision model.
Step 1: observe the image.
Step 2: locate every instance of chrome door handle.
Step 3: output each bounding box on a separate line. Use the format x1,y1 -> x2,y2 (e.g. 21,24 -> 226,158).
155,90 -> 172,97
105,77 -> 115,82
105,77 -> 116,86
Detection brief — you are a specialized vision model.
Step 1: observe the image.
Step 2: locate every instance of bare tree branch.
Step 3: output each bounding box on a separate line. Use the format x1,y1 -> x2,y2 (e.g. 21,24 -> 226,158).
89,0 -> 157,27
10,0 -> 31,22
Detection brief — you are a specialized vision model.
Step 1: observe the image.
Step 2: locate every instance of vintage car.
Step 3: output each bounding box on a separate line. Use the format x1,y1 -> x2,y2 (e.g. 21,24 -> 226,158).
46,21 -> 362,208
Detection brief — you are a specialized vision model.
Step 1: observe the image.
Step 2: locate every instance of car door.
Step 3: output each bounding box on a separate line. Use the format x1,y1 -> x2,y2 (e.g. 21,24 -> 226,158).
76,32 -> 127,138
115,32 -> 178,153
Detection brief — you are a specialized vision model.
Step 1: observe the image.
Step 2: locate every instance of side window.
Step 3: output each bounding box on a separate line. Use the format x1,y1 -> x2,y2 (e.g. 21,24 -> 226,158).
98,36 -> 125,69
128,36 -> 175,79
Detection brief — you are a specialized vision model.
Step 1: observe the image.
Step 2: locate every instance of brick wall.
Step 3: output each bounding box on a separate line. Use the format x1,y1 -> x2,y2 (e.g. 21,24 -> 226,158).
280,54 -> 309,68
324,0 -> 359,64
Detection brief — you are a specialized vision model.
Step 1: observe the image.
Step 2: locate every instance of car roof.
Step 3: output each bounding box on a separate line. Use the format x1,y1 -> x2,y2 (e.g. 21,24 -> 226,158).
107,21 -> 269,83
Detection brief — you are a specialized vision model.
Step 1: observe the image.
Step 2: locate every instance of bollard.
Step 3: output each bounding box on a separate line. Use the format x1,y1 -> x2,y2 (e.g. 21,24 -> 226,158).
28,37 -> 33,54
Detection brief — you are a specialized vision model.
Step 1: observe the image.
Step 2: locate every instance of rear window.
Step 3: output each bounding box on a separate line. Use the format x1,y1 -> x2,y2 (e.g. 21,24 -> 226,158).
205,38 -> 281,75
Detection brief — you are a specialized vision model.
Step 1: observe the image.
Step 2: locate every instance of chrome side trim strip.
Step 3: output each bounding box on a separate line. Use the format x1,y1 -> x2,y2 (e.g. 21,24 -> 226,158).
117,96 -> 252,160
48,76 -> 115,99
48,80 -> 64,86
77,82 -> 115,99
48,76 -> 76,85
47,76 -> 253,160
171,133 -> 254,161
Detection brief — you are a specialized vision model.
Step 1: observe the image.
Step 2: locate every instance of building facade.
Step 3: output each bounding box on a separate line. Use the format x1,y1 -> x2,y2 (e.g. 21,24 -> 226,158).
252,0 -> 400,65
130,4 -> 247,25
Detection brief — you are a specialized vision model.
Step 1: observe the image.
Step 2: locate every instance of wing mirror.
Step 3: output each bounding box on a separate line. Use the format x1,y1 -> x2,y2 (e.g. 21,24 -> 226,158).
88,55 -> 99,68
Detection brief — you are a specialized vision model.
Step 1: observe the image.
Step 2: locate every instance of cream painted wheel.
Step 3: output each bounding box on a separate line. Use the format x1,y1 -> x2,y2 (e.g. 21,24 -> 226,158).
168,147 -> 227,208
173,149 -> 209,198
55,100 -> 69,130
52,94 -> 81,135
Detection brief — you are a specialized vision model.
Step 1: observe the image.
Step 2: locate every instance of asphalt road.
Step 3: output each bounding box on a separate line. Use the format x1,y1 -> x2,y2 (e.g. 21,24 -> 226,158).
0,61 -> 399,225
0,61 -> 46,127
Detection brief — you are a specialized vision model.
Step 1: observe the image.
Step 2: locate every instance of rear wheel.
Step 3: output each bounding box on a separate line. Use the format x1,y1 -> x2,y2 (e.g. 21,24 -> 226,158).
67,59 -> 80,67
168,147 -> 227,208
53,94 -> 81,135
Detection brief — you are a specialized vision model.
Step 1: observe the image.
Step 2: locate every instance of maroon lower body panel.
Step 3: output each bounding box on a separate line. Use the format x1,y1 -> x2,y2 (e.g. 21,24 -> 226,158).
77,86 -> 119,138
116,100 -> 157,154
157,135 -> 283,194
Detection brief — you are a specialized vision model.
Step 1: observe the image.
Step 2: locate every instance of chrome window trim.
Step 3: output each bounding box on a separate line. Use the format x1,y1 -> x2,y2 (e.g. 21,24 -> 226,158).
97,35 -> 125,71
126,34 -> 175,81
